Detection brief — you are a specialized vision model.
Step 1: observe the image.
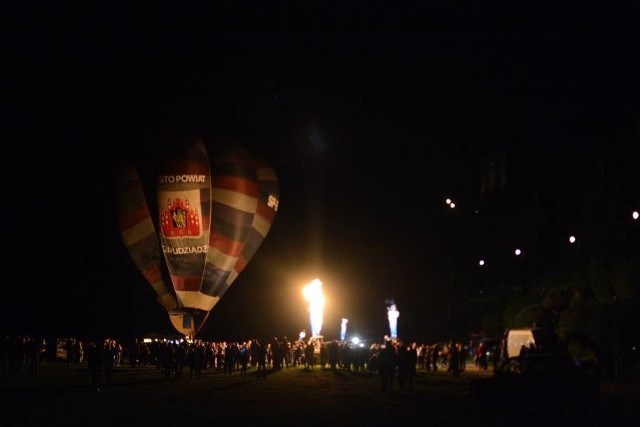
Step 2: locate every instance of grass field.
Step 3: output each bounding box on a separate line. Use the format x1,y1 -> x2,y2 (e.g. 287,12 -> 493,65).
1,361 -> 638,426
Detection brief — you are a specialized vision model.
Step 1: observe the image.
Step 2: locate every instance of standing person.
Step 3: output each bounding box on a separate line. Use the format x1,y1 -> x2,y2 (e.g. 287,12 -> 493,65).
102,341 -> 115,381
282,337 -> 291,369
491,341 -> 501,371
26,336 -> 44,375
174,342 -> 186,378
459,343 -> 468,372
195,342 -> 206,376
239,344 -> 249,376
448,342 -> 460,377
328,340 -> 340,370
186,344 -> 197,377
160,342 -> 175,378
75,340 -> 84,365
223,342 -> 236,375
271,338 -> 282,371
255,341 -> 267,379
431,343 -> 440,372
378,340 -> 398,392
86,341 -> 102,390
477,341 -> 488,370
65,338 -> 75,366
304,341 -> 316,370
129,339 -> 141,368
397,342 -> 417,392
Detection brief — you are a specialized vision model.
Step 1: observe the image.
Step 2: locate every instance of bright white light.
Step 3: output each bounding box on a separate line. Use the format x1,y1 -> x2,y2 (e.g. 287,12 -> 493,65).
569,236 -> 576,244
303,278 -> 325,337
351,337 -> 360,345
479,259 -> 485,266
449,202 -> 456,208
514,248 -> 522,256
445,198 -> 452,205
633,211 -> 639,220
299,331 -> 306,340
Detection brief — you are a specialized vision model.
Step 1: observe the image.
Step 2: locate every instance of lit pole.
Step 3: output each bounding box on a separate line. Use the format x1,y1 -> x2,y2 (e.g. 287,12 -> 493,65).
513,247 -> 525,290
569,235 -> 581,265
478,259 -> 487,295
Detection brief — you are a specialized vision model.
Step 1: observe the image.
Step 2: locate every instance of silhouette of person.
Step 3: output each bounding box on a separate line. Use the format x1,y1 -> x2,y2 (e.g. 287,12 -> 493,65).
378,341 -> 398,392
256,341 -> 267,379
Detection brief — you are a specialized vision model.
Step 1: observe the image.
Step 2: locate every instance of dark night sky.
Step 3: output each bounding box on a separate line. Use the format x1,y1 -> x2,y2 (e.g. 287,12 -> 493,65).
5,3 -> 639,341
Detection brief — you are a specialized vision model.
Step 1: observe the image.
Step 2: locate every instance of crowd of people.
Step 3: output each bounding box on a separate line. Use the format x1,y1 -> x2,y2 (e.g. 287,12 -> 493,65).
2,334 -> 499,392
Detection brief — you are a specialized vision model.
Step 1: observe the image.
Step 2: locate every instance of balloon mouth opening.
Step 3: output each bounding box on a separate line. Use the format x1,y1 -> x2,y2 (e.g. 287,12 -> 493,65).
169,308 -> 208,315
168,309 -> 211,338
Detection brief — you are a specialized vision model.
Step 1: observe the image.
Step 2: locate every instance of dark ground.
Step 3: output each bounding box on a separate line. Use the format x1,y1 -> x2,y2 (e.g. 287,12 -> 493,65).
2,361 -> 639,426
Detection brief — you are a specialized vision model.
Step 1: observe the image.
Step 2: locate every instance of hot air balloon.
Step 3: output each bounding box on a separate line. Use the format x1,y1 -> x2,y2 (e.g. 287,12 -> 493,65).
117,136 -> 279,338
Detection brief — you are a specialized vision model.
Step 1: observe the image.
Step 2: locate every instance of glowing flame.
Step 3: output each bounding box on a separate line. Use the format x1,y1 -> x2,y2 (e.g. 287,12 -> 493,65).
303,278 -> 325,337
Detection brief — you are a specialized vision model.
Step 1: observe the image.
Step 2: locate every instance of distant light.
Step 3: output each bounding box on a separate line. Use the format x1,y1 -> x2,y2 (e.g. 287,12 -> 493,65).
449,202 -> 456,209
514,248 -> 522,256
351,337 -> 360,345
479,260 -> 485,266
569,235 -> 576,244
633,211 -> 639,220
445,198 -> 452,205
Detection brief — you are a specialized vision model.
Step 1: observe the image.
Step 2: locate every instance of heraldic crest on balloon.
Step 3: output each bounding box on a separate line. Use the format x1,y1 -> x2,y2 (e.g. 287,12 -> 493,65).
117,135 -> 279,338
